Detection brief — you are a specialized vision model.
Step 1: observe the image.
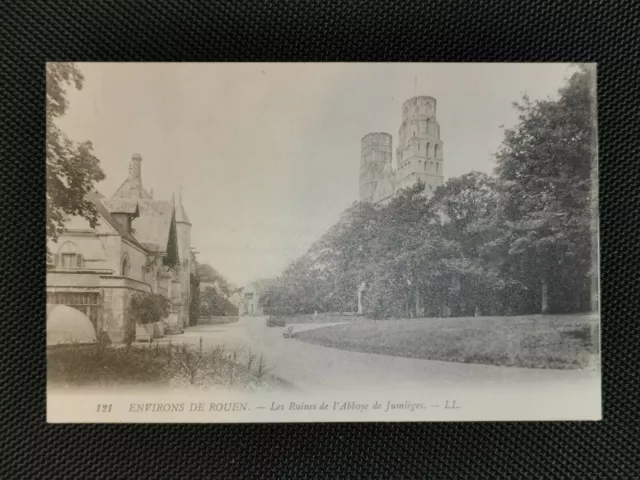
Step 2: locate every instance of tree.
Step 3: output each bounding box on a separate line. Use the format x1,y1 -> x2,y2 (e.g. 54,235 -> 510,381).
189,273 -> 200,326
430,172 -> 508,316
129,293 -> 171,324
310,200 -> 381,312
257,67 -> 595,319
46,63 -> 105,246
199,287 -> 239,316
495,64 -> 595,313
195,263 -> 235,296
363,182 -> 432,318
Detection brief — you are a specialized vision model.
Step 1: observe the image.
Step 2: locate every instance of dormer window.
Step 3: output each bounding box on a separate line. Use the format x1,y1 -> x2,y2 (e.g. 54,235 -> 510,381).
55,241 -> 83,268
61,253 -> 77,268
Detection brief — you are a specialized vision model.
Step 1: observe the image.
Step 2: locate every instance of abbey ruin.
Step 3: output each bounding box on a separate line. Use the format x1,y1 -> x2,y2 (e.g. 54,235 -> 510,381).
360,96 -> 444,204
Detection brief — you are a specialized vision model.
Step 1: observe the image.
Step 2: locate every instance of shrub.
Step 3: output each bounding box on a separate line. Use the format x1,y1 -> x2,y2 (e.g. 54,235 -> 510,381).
48,340 -> 275,388
199,287 -> 239,316
129,293 -> 172,324
47,342 -> 172,386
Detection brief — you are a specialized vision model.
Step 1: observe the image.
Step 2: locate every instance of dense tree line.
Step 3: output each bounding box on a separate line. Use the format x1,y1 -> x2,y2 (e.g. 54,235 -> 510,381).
261,66 -> 597,319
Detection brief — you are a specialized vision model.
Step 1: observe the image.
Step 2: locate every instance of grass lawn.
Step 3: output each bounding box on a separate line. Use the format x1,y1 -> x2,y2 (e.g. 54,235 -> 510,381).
294,313 -> 599,370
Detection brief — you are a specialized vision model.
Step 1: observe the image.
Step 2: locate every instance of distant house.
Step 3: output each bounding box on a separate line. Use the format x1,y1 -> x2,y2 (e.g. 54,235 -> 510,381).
241,279 -> 277,316
46,154 -> 194,343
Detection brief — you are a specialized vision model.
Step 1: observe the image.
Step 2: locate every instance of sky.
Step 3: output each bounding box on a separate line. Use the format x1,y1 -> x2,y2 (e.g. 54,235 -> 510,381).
56,62 -> 576,286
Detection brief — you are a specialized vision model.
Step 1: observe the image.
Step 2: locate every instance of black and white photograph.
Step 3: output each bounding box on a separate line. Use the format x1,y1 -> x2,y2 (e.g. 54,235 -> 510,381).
45,62 -> 600,422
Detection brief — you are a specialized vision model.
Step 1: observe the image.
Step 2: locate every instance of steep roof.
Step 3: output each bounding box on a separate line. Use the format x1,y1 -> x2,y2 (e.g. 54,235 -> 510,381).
112,176 -> 152,200
108,154 -> 181,261
175,202 -> 191,225
175,191 -> 191,225
102,199 -> 140,216
131,200 -> 176,254
85,191 -> 145,250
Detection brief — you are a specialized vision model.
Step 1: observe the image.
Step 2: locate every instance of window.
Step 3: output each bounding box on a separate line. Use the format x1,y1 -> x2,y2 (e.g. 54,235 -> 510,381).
56,241 -> 82,268
436,162 -> 439,172
426,143 -> 431,158
61,253 -> 76,268
121,255 -> 130,277
426,118 -> 430,133
434,144 -> 439,159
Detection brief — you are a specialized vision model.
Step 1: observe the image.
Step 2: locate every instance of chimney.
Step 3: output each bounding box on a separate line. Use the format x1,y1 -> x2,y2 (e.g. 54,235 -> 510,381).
130,153 -> 142,180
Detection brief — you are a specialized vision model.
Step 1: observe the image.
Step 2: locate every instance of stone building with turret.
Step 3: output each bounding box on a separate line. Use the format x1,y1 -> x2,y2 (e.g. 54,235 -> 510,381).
360,96 -> 444,204
46,153 -> 194,342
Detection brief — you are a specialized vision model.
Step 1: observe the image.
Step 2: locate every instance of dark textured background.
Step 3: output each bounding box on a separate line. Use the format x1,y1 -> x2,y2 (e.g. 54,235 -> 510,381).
1,0 -> 638,477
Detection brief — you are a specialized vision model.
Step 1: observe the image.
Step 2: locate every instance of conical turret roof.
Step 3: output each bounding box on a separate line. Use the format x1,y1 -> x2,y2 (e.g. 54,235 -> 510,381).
175,189 -> 191,225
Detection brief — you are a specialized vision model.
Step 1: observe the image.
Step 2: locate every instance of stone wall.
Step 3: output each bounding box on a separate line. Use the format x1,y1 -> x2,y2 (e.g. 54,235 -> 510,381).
99,276 -> 152,343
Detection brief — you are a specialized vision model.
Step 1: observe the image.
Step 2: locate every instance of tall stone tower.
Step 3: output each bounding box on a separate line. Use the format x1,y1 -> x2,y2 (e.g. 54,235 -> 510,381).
174,190 -> 192,329
395,96 -> 444,196
359,132 -> 394,203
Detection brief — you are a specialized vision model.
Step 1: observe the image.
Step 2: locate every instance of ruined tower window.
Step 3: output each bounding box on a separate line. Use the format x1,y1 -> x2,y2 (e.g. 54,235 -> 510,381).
434,144 -> 439,159
436,163 -> 439,172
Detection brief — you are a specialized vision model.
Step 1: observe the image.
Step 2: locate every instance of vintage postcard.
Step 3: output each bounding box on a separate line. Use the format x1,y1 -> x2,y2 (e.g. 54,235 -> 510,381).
46,63 -> 600,422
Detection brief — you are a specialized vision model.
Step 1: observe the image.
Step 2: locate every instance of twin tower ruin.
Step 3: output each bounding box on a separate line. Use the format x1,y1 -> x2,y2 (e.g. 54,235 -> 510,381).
359,95 -> 444,204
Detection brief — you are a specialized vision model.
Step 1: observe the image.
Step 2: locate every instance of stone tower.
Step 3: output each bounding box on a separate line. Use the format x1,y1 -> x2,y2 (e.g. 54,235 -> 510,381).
174,189 -> 192,329
359,132 -> 393,203
395,96 -> 444,196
